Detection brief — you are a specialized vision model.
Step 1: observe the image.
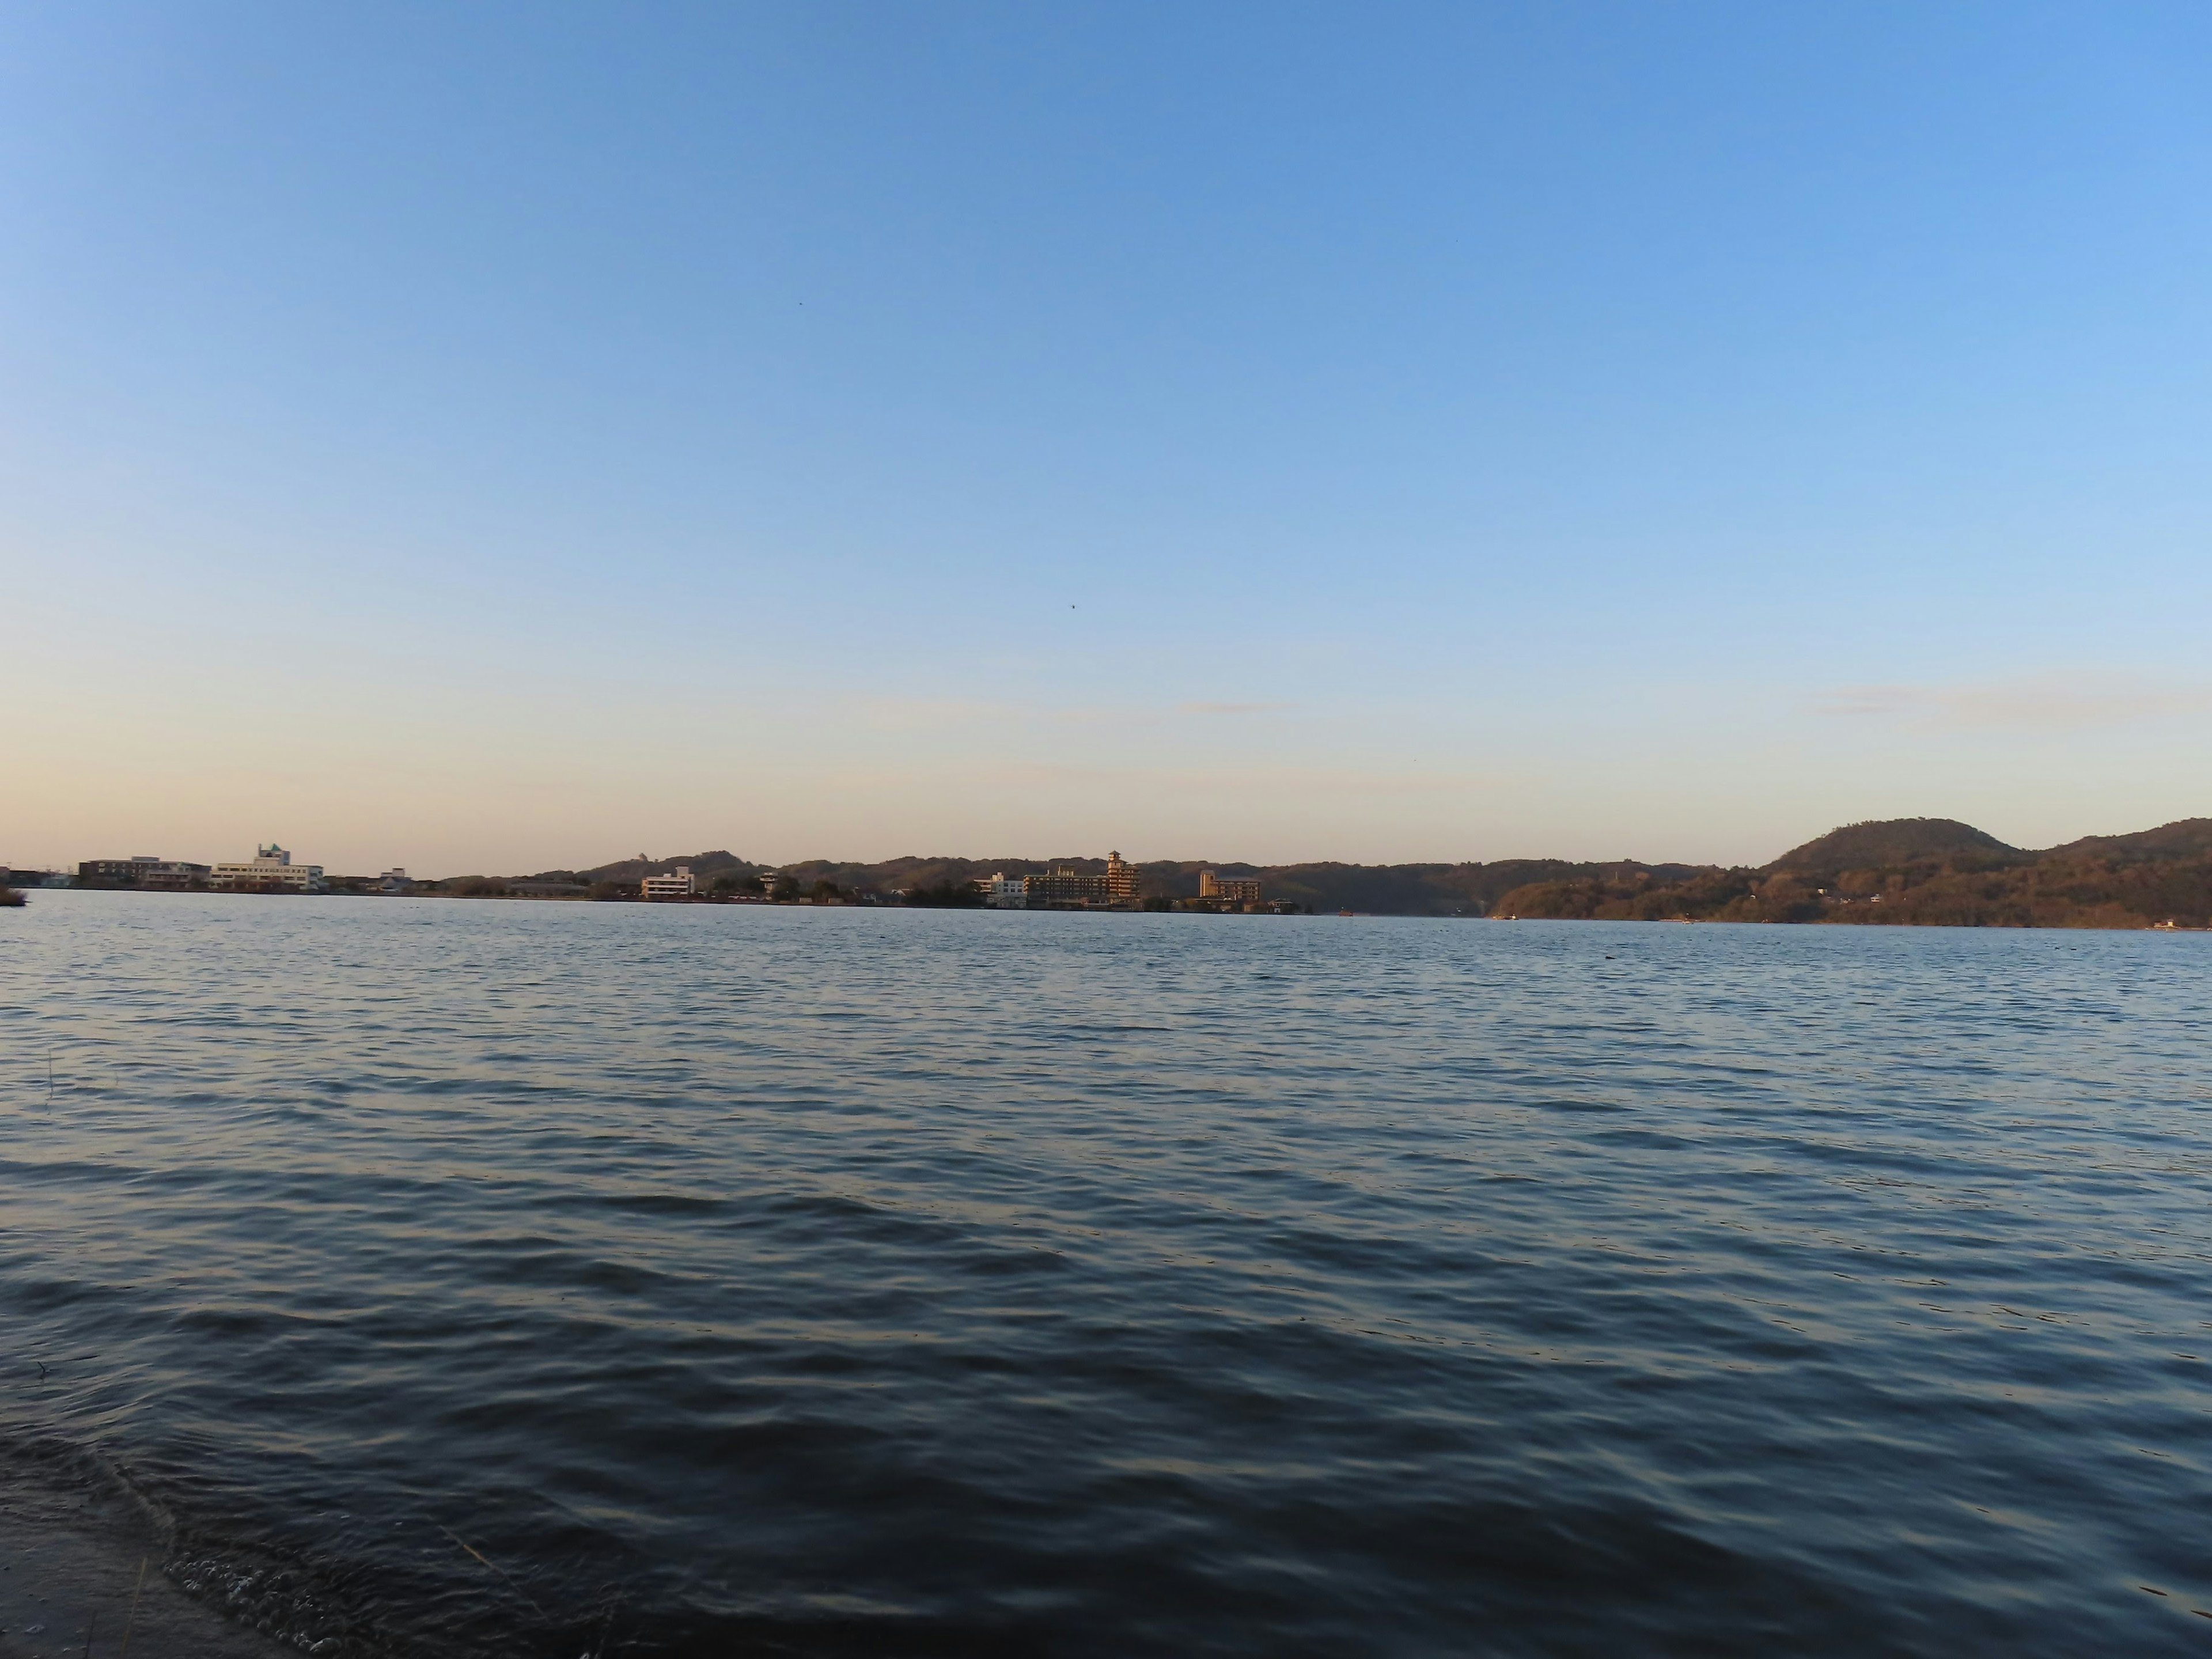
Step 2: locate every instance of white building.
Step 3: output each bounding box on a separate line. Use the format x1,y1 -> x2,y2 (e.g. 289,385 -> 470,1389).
377,868 -> 411,894
979,873 -> 1029,909
641,865 -> 696,899
209,844 -> 326,892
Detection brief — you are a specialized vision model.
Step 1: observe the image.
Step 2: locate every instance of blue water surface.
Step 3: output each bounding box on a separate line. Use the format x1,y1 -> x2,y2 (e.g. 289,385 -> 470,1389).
2,891 -> 2208,1656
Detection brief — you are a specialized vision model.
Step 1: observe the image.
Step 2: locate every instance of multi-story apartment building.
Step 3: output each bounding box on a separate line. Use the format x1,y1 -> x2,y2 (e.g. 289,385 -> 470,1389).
1021,867 -> 1115,908
1106,851 -> 1139,904
978,871 -> 1132,911
973,855 -> 1142,911
1198,872 -> 1262,904
641,865 -> 696,899
979,873 -> 1029,908
78,857 -> 213,889
209,846 -> 327,892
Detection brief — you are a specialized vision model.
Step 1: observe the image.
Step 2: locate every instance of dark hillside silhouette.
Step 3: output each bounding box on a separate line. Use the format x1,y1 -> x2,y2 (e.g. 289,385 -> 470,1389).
1767,817 -> 2023,875
2044,818 -> 2212,863
1495,816 -> 2212,930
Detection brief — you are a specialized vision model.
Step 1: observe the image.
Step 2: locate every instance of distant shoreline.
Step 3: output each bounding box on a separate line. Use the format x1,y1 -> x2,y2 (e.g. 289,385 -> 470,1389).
22,813 -> 2212,929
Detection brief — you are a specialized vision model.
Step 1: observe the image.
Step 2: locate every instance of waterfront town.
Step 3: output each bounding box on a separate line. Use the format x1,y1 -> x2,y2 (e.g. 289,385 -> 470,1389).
6,845 -> 1296,912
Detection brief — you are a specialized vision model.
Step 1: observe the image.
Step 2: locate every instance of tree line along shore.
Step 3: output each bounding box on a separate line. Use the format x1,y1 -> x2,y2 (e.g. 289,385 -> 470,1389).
17,816 -> 2212,929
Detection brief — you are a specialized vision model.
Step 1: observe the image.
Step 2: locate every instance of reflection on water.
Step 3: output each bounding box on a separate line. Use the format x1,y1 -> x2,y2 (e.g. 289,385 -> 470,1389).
2,891 -> 2209,1656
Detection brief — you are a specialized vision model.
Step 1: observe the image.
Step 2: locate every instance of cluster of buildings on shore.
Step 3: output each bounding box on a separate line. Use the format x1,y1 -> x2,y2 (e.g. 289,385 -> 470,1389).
15,845 -> 1289,913
974,851 -> 1144,909
969,854 -> 1281,912
54,846 -> 412,895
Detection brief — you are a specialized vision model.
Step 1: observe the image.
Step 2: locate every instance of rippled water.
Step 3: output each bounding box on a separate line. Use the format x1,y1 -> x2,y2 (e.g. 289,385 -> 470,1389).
3,891 -> 2209,1656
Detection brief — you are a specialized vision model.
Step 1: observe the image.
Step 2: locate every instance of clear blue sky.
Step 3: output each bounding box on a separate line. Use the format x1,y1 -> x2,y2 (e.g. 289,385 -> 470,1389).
5,2 -> 2209,873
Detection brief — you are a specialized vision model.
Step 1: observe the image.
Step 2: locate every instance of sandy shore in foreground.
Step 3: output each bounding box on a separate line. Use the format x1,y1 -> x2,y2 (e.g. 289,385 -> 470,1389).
0,1449 -> 284,1659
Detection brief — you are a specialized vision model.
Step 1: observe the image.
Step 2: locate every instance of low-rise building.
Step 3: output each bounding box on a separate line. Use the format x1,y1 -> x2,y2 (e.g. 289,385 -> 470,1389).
977,873 -> 1030,908
325,868 -> 416,896
78,857 -> 213,889
209,846 -> 326,892
141,861 -> 211,891
641,865 -> 696,899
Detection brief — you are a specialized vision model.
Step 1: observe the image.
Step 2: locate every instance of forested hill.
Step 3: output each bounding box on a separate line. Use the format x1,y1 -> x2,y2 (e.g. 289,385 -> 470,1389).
1493,817 -> 2212,930
1766,817 -> 2022,874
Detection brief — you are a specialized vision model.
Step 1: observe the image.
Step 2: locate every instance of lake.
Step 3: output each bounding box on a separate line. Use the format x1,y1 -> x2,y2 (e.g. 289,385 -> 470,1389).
2,891 -> 2208,1656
